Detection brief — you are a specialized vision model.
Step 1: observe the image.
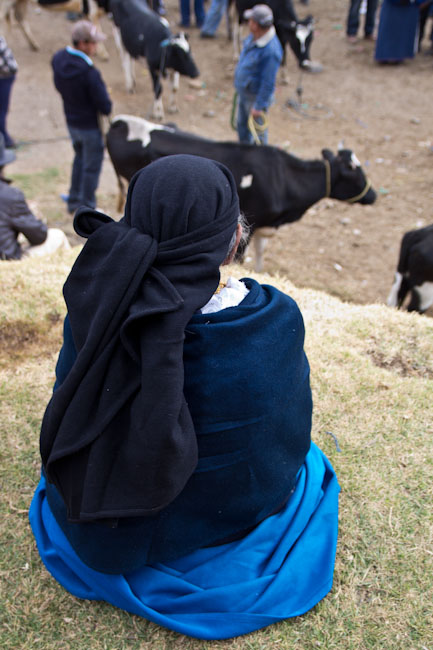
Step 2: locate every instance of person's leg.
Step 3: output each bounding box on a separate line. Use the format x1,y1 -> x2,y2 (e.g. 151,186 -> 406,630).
152,0 -> 166,15
80,129 -> 104,209
179,0 -> 190,26
346,0 -> 362,37
0,76 -> 16,148
201,0 -> 227,36
257,112 -> 268,145
236,93 -> 254,144
364,0 -> 378,37
194,0 -> 205,27
67,126 -> 84,213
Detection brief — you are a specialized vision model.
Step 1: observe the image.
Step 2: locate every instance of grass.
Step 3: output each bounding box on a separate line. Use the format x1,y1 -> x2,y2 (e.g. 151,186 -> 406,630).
0,253 -> 432,649
11,168 -> 61,200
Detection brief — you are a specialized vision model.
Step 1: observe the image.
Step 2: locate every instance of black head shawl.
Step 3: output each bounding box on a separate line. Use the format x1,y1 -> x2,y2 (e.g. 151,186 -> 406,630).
40,155 -> 240,522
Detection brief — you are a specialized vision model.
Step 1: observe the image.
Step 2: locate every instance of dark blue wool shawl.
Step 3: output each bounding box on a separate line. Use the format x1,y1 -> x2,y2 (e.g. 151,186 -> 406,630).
39,155 -> 239,525
46,279 -> 312,573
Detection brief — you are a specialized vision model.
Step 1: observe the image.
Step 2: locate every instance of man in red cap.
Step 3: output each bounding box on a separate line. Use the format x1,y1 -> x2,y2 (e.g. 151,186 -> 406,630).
52,20 -> 112,215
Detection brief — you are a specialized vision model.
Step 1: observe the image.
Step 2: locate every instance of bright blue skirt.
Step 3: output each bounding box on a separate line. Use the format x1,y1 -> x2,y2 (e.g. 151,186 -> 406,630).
29,442 -> 339,640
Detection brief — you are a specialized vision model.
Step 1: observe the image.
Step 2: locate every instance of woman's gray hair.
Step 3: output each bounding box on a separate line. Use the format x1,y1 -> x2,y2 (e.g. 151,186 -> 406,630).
227,213 -> 250,259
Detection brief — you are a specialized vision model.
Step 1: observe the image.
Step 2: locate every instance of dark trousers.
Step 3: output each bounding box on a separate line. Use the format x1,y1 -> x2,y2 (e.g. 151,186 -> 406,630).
179,0 -> 205,27
0,75 -> 15,148
67,126 -> 104,212
347,0 -> 378,37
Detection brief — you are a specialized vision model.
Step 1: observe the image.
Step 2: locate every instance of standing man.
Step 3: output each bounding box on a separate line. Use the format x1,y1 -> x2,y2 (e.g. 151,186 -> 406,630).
346,0 -> 378,43
52,20 -> 112,215
234,5 -> 282,145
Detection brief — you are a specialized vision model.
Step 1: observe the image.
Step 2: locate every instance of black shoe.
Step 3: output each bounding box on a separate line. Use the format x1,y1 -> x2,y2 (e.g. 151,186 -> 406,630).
200,32 -> 215,39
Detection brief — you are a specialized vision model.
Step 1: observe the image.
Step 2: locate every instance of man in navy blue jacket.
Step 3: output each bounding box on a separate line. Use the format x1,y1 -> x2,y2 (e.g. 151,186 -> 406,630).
52,21 -> 112,215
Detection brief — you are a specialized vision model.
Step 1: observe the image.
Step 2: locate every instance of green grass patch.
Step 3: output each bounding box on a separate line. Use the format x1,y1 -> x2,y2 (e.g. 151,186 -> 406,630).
11,168 -> 61,200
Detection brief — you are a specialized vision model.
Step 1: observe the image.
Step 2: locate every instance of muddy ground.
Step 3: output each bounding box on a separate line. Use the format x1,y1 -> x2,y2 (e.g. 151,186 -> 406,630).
5,0 -> 433,312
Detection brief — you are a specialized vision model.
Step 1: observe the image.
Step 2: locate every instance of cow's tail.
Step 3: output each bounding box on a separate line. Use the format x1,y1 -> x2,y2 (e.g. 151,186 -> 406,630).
115,171 -> 126,213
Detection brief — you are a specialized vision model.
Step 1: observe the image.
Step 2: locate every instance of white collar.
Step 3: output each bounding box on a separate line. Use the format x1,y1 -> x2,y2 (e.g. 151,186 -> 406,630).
254,25 -> 276,48
66,46 -> 93,66
200,277 -> 249,314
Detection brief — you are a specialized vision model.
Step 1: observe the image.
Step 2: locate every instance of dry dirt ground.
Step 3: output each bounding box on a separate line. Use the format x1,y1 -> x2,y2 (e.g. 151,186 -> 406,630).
5,0 -> 433,312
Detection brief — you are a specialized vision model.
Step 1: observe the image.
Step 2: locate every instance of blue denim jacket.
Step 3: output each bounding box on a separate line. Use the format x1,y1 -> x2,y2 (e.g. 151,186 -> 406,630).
234,28 -> 283,111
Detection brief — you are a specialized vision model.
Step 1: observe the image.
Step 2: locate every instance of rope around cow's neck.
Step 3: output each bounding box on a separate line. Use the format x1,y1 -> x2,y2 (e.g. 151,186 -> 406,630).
323,158 -> 372,203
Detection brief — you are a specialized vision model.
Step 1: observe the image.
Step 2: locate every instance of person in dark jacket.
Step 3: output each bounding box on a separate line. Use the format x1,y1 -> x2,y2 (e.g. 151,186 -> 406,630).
0,134 -> 47,260
0,133 -> 70,260
29,155 -> 340,641
52,20 -> 112,215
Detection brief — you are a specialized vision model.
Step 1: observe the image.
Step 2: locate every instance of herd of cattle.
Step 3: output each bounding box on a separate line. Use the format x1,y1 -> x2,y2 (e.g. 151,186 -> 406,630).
1,0 -> 432,314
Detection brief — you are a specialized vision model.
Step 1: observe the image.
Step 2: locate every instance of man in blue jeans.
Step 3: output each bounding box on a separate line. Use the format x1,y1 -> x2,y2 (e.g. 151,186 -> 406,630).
52,21 -> 112,215
346,0 -> 378,43
234,5 -> 282,145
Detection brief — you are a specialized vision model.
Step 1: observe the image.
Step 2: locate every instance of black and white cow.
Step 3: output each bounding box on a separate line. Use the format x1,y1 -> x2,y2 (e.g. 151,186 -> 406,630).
387,224 -> 433,313
109,0 -> 199,118
232,0 -> 317,73
106,115 -> 377,271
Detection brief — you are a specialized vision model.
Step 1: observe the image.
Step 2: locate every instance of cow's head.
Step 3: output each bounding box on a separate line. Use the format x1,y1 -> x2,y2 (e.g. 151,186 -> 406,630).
277,15 -> 314,67
164,33 -> 199,78
322,148 -> 377,205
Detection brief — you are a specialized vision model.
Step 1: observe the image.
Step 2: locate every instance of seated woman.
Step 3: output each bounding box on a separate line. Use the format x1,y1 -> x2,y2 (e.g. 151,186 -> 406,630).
29,155 -> 340,641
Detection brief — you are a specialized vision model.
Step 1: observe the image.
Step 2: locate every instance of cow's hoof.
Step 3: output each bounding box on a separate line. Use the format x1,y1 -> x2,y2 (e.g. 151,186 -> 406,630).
301,60 -> 324,74
188,78 -> 203,89
149,111 -> 164,121
167,106 -> 179,114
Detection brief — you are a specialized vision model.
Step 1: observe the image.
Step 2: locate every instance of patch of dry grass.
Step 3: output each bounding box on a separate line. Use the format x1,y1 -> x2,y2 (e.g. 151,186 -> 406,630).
0,254 -> 432,649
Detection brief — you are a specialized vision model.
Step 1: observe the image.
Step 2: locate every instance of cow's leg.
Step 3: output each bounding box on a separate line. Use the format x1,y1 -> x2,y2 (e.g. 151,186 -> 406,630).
387,271 -> 403,307
226,0 -> 233,40
167,71 -> 180,114
278,48 -> 290,85
253,233 -> 266,273
151,96 -> 164,121
407,289 -> 422,313
112,24 -> 135,93
89,2 -> 109,62
253,228 -> 275,272
149,69 -> 164,121
232,19 -> 241,60
13,0 -> 39,51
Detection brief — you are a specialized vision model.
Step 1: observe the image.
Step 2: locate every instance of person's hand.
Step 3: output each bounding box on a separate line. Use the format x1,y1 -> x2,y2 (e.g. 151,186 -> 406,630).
250,108 -> 263,119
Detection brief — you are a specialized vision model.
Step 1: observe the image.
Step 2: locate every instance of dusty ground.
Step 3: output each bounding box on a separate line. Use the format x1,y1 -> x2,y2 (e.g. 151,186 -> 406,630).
5,0 -> 433,311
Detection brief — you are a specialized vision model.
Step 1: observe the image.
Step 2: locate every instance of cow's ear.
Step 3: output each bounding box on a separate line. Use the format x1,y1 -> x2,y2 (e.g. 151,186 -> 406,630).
322,149 -> 334,161
74,207 -> 113,238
